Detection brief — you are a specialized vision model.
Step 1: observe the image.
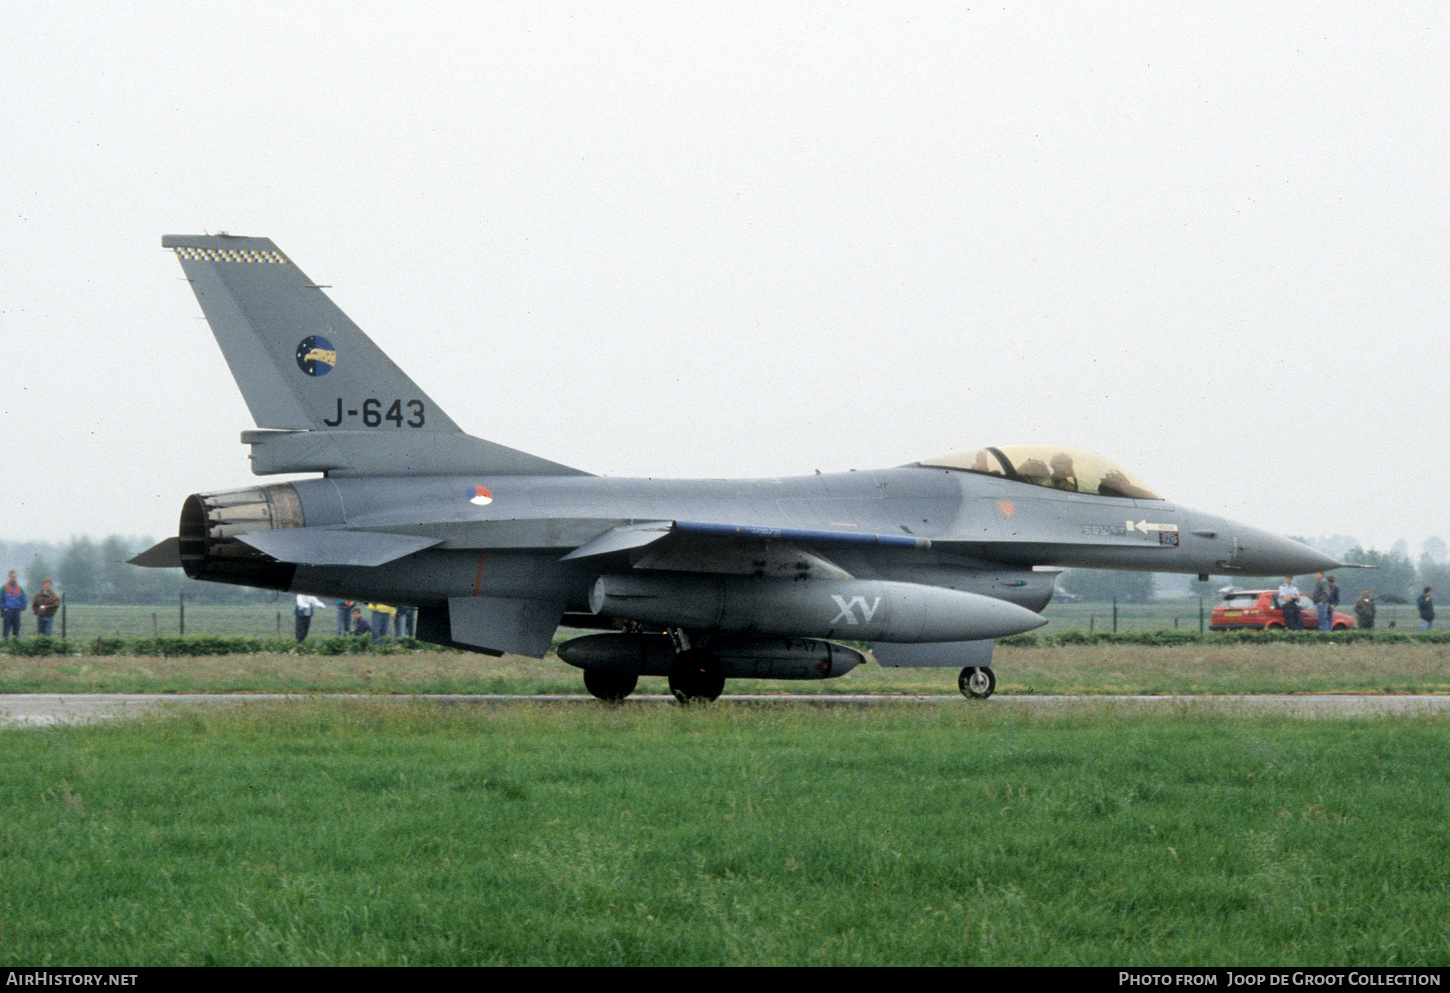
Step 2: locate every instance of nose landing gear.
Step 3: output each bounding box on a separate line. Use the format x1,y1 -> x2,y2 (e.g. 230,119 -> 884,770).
958,665 -> 996,700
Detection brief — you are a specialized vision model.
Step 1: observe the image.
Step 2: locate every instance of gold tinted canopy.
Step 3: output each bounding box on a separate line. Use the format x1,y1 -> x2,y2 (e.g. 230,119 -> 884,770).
919,446 -> 1162,500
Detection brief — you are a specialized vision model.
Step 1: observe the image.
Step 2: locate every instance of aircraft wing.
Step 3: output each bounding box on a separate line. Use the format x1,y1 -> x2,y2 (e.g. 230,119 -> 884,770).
562,519 -> 933,581
563,520 -> 932,559
559,521 -> 677,559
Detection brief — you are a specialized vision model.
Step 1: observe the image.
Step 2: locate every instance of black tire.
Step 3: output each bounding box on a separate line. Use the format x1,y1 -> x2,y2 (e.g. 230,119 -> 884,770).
583,668 -> 638,702
668,648 -> 725,703
958,665 -> 996,700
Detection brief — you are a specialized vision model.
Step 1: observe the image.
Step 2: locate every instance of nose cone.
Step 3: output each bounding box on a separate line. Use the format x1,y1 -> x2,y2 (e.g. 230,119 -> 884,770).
1230,524 -> 1342,575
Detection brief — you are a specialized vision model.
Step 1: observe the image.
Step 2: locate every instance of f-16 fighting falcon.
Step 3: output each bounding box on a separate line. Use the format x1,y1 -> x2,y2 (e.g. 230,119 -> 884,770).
132,235 -> 1341,701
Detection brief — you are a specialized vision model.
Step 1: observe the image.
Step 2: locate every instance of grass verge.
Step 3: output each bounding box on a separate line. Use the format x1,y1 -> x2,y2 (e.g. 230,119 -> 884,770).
3,641 -> 1450,696
1,701 -> 1447,966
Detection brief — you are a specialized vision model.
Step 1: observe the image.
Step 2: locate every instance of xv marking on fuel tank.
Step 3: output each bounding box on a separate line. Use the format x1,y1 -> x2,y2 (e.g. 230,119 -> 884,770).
831,595 -> 882,625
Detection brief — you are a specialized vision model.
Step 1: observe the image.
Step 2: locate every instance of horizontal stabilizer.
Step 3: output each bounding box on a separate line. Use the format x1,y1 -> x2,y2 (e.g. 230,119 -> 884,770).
129,536 -> 182,569
236,528 -> 442,566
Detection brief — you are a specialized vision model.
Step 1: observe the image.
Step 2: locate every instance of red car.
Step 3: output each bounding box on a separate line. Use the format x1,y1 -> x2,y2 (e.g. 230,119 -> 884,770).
1210,590 -> 1355,631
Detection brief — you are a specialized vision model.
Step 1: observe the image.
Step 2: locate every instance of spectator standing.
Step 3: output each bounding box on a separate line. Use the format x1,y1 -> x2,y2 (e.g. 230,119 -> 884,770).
1417,587 -> 1435,632
336,599 -> 355,636
1277,576 -> 1304,630
31,579 -> 61,637
1312,572 -> 1331,631
368,603 -> 396,643
2,571 -> 26,639
294,594 -> 327,641
1354,590 -> 1376,630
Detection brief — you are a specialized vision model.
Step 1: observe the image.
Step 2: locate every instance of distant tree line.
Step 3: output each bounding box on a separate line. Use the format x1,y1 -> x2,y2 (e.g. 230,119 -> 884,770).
1060,535 -> 1450,604
4,532 -> 1447,609
0,536 -> 275,605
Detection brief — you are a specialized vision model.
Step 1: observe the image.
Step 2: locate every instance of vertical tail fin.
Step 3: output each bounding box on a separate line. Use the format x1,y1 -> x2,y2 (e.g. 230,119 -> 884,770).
163,234 -> 585,477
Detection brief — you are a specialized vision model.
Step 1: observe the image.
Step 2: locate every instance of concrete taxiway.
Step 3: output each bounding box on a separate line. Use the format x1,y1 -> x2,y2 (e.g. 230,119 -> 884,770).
3,693 -> 1450,726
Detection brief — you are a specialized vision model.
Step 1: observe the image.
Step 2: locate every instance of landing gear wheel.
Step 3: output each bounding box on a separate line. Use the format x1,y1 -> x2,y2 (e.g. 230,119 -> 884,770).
669,648 -> 725,703
583,669 -> 638,702
958,665 -> 996,700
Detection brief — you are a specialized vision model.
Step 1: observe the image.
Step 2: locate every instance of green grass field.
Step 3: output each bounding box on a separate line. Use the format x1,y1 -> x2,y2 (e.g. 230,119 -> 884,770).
6,603 -> 1449,966
2,701 -> 1447,966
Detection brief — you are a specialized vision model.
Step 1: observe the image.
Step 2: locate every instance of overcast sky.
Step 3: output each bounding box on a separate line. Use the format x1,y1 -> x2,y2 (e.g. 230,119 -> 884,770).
4,2 -> 1446,558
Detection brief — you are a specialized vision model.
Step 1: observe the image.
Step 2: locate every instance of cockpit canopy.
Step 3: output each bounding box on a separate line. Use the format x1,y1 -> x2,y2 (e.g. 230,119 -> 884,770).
919,445 -> 1162,500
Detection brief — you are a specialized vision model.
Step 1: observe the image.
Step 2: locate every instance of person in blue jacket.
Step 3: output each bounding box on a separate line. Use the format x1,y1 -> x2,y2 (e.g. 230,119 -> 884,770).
2,571 -> 27,638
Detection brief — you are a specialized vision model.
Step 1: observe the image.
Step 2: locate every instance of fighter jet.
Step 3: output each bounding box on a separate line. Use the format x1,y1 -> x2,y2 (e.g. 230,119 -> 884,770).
132,234 -> 1341,701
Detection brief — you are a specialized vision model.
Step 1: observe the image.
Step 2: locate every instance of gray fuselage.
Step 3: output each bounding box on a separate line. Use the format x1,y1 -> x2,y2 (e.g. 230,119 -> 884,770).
258,464 -> 1318,609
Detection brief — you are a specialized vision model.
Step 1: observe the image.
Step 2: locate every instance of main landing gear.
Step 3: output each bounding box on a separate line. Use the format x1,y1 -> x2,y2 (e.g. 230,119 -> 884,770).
577,633 -> 724,703
668,647 -> 725,703
958,665 -> 996,700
